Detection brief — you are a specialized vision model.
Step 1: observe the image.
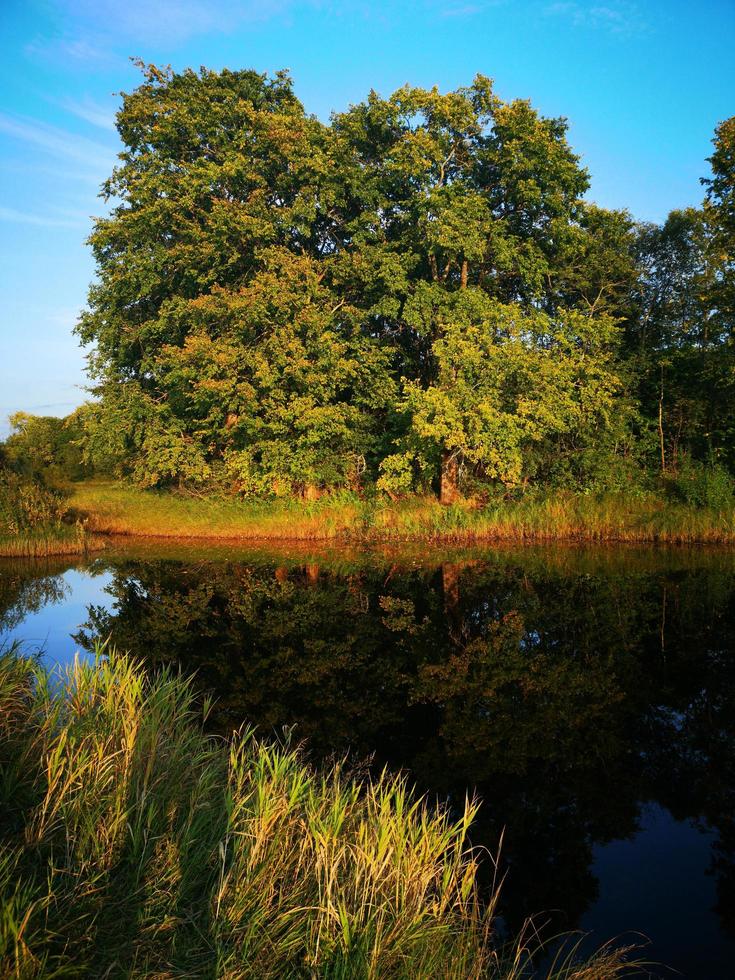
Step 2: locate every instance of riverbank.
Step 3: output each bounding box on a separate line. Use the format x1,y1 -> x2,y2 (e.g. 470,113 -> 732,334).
66,481 -> 735,545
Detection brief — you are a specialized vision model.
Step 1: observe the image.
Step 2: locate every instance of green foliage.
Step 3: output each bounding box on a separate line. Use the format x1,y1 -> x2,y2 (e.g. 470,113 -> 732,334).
668,458 -> 735,510
68,62 -> 733,500
703,116 -> 735,342
78,385 -> 212,488
626,114 -> 735,477
380,297 -> 621,493
3,412 -> 88,483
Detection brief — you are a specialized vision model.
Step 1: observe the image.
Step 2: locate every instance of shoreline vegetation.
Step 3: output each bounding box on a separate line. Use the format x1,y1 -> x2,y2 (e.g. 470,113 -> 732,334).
0,469 -> 88,559
69,482 -> 735,546
0,647 -> 640,978
0,526 -> 89,559
2,479 -> 733,558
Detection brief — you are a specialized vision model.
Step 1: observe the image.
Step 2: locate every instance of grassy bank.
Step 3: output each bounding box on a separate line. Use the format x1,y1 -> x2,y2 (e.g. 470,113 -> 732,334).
0,649 -> 638,979
68,481 -> 735,544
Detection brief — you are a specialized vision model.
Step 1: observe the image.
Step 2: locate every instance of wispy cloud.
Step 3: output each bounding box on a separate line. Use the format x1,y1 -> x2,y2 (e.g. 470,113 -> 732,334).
544,1 -> 647,36
441,4 -> 483,16
57,96 -> 117,131
25,0 -> 293,66
0,401 -> 79,413
24,35 -> 123,68
0,206 -> 92,229
0,160 -> 105,186
439,1 -> 505,18
0,113 -> 114,171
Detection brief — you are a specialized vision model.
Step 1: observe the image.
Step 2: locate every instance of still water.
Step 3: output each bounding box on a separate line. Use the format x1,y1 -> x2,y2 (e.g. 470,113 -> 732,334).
2,540 -> 734,978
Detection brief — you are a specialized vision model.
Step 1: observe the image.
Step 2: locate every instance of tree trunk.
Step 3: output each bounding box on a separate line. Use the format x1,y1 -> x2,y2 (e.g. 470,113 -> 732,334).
442,562 -> 460,614
658,365 -> 666,474
460,259 -> 468,289
440,449 -> 460,505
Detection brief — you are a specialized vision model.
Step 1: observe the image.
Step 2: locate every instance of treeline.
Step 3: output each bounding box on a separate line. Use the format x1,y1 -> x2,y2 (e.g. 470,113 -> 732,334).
18,65 -> 735,503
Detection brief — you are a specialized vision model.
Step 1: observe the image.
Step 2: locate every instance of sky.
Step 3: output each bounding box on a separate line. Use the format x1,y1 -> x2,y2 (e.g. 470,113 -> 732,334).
1,0 -> 733,434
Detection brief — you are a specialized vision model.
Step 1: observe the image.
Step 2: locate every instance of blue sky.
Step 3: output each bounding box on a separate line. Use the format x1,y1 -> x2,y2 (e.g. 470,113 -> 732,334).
1,0 -> 733,432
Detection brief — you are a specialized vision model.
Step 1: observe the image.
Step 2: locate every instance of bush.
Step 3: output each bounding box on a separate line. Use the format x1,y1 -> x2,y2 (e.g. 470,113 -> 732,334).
668,458 -> 735,510
0,468 -> 68,535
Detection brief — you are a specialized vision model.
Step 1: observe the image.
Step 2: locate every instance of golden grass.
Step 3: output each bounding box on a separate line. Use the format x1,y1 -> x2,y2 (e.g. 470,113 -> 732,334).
0,525 -> 93,558
67,481 -> 735,545
68,481 -> 363,539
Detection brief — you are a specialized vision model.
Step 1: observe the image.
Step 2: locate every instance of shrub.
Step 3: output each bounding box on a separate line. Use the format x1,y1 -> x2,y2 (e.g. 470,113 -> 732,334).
0,468 -> 68,535
668,458 -> 735,510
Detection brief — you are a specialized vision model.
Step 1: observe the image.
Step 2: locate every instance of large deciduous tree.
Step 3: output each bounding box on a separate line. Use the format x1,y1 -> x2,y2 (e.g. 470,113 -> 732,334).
328,80 -> 624,499
76,63 -> 731,500
78,64 -> 395,493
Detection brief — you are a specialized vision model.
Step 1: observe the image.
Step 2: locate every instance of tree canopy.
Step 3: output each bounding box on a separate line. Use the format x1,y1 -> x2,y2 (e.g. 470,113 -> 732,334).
71,63 -> 734,502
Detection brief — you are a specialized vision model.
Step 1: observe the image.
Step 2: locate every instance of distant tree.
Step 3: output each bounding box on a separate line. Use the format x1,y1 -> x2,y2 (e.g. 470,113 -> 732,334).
3,411 -> 87,483
703,116 -> 735,339
701,116 -> 735,469
626,114 -> 735,479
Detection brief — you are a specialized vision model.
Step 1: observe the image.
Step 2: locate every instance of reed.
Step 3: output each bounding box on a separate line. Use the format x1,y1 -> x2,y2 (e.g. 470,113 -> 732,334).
377,492 -> 735,544
0,469 -> 91,557
68,481 -> 735,545
0,648 -> 640,978
0,525 -> 90,558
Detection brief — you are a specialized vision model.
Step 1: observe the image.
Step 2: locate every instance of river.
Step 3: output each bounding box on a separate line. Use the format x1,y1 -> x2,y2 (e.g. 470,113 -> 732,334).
2,539 -> 734,977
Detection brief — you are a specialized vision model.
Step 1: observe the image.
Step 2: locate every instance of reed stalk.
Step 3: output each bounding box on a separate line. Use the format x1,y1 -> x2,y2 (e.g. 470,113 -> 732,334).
0,647 -> 642,978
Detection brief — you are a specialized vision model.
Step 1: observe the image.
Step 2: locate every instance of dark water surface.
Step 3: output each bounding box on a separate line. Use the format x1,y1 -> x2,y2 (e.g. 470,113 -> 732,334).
2,540 -> 735,978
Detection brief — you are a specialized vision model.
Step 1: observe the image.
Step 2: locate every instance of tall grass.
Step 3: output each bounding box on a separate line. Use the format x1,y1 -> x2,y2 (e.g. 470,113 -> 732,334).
0,648 -> 640,978
0,469 -> 89,557
69,480 -> 735,545
374,492 -> 735,544
69,481 -> 365,540
0,525 -> 89,558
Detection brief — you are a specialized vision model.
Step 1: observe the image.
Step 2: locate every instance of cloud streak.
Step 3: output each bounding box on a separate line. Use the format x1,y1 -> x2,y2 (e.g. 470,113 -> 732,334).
544,1 -> 647,37
0,205 -> 91,229
0,113 -> 115,171
26,0 -> 294,62
439,1 -> 505,18
57,96 -> 118,131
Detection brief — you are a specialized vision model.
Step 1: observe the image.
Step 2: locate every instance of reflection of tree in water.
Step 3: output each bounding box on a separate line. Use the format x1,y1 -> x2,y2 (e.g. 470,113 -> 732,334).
76,551 -> 735,939
0,560 -> 70,634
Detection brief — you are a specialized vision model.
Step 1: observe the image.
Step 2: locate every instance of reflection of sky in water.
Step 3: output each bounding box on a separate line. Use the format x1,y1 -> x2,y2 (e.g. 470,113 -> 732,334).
2,569 -> 115,667
582,803 -> 724,977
